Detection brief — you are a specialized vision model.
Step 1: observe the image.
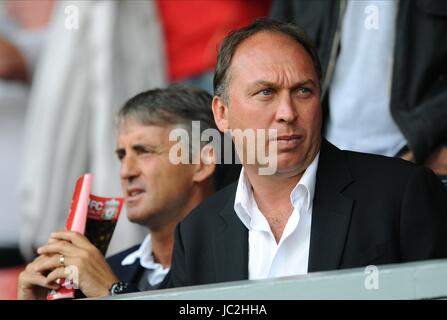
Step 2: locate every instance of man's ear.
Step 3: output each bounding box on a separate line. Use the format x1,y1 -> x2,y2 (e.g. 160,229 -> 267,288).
192,144 -> 216,183
212,96 -> 229,132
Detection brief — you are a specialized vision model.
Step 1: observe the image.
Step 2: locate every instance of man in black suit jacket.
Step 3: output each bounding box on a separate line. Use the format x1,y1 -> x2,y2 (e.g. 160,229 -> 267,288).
168,19 -> 447,287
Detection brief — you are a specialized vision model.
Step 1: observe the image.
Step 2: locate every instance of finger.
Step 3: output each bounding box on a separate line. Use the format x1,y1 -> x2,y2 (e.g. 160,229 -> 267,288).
37,240 -> 78,257
46,267 -> 72,285
25,255 -> 53,272
47,238 -> 58,244
33,253 -> 58,266
19,270 -> 60,290
50,231 -> 92,249
46,230 -> 66,245
33,254 -> 67,273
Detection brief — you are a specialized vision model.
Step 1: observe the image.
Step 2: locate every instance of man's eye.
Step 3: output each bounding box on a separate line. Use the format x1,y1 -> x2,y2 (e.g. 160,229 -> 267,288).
137,148 -> 157,157
297,87 -> 312,95
259,88 -> 272,96
116,152 -> 125,161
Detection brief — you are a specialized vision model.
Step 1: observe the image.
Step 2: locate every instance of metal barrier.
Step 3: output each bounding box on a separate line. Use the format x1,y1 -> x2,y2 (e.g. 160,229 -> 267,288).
104,259 -> 447,300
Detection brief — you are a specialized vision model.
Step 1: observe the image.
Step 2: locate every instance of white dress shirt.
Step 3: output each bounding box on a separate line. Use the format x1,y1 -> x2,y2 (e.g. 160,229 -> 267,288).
234,152 -> 320,279
121,234 -> 170,286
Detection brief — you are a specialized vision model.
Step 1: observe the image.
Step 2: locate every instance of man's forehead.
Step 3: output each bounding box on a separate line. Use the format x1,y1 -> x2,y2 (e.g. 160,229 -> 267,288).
228,33 -> 316,87
117,120 -> 172,141
234,31 -> 305,58
118,118 -> 168,132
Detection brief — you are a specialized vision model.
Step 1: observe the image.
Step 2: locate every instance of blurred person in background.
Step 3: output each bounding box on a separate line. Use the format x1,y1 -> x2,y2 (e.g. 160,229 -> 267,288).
0,0 -> 53,82
271,0 -> 447,186
0,0 -> 54,269
0,37 -> 27,83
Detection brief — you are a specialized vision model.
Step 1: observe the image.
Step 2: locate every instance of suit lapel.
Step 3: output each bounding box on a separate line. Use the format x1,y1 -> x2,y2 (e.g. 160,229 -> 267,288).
213,184 -> 248,282
122,260 -> 144,284
107,244 -> 144,284
308,140 -> 355,272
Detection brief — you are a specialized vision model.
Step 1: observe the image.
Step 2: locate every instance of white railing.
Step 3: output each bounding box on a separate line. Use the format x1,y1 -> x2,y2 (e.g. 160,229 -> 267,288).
103,259 -> 447,300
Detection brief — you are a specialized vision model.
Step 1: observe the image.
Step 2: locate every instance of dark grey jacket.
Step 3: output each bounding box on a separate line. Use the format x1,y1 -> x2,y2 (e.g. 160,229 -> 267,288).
271,0 -> 447,163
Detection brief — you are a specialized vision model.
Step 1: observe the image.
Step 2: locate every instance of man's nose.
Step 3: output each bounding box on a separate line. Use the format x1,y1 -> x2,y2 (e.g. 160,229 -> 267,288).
275,94 -> 298,123
120,155 -> 140,180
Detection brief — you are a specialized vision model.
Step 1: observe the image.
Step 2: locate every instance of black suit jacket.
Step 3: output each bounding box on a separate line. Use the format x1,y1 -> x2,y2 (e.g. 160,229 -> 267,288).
106,245 -> 171,292
169,140 -> 447,287
107,245 -> 142,285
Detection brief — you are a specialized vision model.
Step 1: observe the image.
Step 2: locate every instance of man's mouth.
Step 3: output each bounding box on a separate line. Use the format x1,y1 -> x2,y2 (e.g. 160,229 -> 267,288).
126,188 -> 145,203
277,134 -> 302,141
275,134 -> 303,148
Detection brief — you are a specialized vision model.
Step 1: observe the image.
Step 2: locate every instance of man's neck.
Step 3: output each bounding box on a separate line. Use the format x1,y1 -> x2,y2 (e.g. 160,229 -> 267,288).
245,165 -> 304,208
245,168 -> 303,243
150,228 -> 174,268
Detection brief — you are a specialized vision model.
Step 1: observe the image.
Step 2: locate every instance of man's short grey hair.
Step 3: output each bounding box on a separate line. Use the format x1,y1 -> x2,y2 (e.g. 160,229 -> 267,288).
117,85 -> 217,158
213,18 -> 323,104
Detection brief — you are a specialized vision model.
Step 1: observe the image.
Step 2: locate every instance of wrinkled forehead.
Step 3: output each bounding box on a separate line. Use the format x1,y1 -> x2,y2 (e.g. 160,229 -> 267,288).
229,32 -> 317,84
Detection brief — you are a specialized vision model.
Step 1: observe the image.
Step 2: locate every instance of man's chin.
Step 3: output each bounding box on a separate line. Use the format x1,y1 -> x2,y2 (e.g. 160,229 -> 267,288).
269,156 -> 307,177
126,210 -> 149,225
273,165 -> 304,178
